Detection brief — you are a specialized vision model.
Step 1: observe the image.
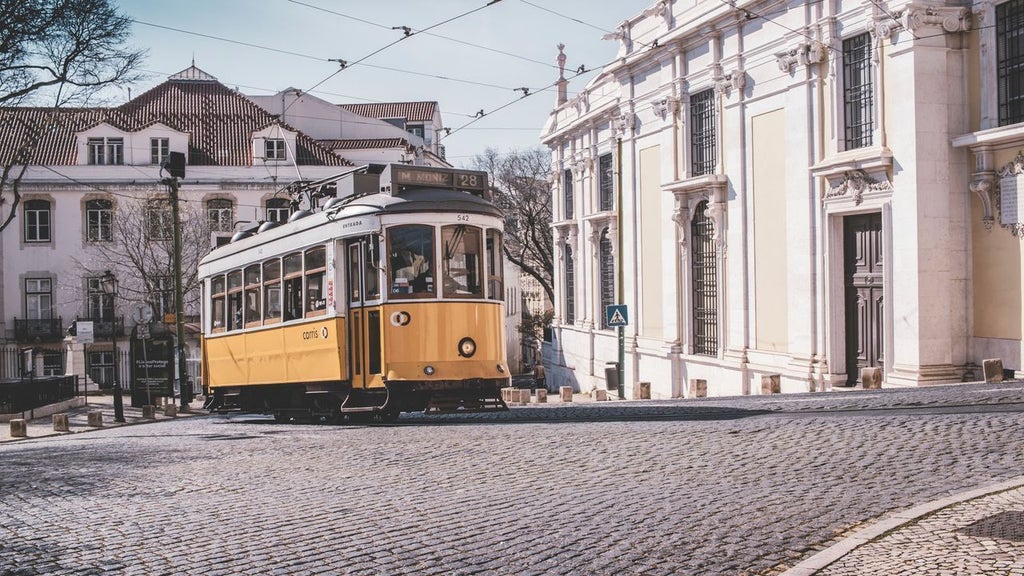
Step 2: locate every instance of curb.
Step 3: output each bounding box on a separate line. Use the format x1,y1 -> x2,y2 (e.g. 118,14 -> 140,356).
779,476 -> 1024,575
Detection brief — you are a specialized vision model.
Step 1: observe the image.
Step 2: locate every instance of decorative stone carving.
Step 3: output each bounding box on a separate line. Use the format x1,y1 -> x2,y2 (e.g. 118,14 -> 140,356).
868,13 -> 904,64
650,96 -> 679,121
825,170 -> 894,205
970,175 -> 997,230
571,154 -> 591,176
704,201 -> 727,252
613,112 -> 635,136
776,43 -> 828,74
641,0 -> 671,22
713,69 -> 746,97
905,5 -> 971,33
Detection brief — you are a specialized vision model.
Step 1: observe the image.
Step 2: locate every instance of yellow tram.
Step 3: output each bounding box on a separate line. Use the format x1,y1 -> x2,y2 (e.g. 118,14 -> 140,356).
199,165 -> 510,422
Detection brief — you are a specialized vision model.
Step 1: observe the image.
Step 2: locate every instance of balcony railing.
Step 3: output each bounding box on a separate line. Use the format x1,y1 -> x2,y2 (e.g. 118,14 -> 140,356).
13,317 -> 64,342
75,316 -> 125,339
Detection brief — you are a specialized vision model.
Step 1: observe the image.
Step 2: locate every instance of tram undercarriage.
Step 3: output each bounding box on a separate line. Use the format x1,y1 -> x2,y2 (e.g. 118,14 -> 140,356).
205,378 -> 509,423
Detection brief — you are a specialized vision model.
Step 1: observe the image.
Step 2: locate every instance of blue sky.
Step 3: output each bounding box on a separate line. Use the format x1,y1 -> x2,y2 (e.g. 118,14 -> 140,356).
115,0 -> 652,166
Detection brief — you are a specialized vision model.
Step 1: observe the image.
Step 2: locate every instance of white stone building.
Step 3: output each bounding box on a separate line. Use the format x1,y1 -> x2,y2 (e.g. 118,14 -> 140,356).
542,0 -> 1022,398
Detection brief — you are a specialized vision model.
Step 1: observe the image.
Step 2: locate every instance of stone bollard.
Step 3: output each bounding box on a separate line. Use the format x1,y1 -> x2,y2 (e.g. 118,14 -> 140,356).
761,374 -> 781,394
515,389 -> 531,405
142,405 -> 157,419
636,382 -> 651,400
164,404 -> 178,417
10,419 -> 27,438
593,389 -> 608,401
87,411 -> 103,427
52,413 -> 70,432
559,386 -> 573,402
983,359 -> 1004,383
861,367 -> 883,389
689,379 -> 707,398
501,387 -> 515,404
534,388 -> 547,403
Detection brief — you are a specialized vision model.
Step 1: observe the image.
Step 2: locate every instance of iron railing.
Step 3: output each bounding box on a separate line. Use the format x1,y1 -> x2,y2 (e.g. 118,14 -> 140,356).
0,375 -> 79,415
13,317 -> 64,342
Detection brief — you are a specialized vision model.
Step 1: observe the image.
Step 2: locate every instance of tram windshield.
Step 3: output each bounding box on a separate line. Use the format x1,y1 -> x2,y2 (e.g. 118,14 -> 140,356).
388,225 -> 434,297
441,225 -> 483,298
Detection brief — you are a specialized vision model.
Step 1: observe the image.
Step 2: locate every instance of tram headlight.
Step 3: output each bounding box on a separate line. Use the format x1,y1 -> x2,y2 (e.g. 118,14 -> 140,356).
458,337 -> 477,358
424,365 -> 436,376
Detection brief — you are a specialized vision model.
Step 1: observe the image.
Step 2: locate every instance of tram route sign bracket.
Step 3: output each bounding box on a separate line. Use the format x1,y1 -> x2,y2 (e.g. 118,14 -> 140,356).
606,305 -> 629,327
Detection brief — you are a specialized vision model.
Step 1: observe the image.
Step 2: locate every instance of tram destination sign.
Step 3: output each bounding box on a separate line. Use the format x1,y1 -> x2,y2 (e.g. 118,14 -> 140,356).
390,166 -> 488,192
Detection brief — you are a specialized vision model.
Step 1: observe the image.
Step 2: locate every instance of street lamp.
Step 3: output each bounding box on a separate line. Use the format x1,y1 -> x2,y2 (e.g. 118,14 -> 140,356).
100,270 -> 125,423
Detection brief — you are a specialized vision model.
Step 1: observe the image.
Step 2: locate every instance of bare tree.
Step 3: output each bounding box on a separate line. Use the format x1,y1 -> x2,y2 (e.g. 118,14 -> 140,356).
0,0 -> 145,233
80,195 -> 212,316
471,147 -> 554,305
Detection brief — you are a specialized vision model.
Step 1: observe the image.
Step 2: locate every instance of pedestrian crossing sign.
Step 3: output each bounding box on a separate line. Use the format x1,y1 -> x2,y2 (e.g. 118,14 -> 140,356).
606,305 -> 629,327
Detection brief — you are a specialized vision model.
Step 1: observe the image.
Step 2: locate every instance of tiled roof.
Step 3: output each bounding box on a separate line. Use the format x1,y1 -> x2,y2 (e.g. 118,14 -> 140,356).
0,72 -> 352,167
338,102 -> 437,123
319,138 -> 409,150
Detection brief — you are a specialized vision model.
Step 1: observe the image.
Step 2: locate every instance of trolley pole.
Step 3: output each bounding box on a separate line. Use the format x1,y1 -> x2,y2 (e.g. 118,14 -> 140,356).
165,176 -> 191,409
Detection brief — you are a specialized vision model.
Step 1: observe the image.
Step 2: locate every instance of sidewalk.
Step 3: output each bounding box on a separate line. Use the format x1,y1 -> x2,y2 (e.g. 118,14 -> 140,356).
781,478 -> 1024,575
0,391 -> 205,443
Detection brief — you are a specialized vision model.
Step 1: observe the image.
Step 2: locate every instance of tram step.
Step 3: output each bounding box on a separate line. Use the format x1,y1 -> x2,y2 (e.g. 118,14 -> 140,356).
424,395 -> 508,414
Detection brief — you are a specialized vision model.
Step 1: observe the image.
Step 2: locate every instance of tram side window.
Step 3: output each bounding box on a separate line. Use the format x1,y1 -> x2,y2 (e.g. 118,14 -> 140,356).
348,243 -> 362,303
388,225 -> 434,298
305,246 -> 327,316
263,259 -> 281,323
227,271 -> 243,330
211,275 -> 226,332
486,229 -> 504,301
283,252 -> 303,321
244,264 -> 261,327
442,225 -> 483,298
364,237 -> 380,300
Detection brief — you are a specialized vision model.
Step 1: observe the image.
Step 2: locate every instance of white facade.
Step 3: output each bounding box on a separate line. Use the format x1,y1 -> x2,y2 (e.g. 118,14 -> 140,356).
542,0 -> 1017,398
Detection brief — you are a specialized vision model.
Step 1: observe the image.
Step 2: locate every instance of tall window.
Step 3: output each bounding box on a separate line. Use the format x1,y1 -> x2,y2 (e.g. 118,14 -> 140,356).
843,33 -> 874,149
265,197 -> 291,223
442,225 -> 483,298
25,278 -> 52,320
691,200 -> 718,356
87,137 -> 124,165
207,199 -> 233,233
151,138 -> 169,165
265,139 -> 286,161
563,168 -> 574,219
305,246 -> 327,315
146,199 -> 173,241
24,199 -> 51,242
564,246 -> 575,324
86,199 -> 113,242
599,229 -> 614,328
149,276 -> 174,318
598,153 -> 614,211
388,225 -> 434,298
690,89 -> 717,176
86,277 -> 112,320
997,0 -> 1024,126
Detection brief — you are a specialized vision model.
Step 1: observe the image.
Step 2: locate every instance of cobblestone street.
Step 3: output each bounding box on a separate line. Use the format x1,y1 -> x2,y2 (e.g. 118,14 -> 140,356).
2,383 -> 1024,575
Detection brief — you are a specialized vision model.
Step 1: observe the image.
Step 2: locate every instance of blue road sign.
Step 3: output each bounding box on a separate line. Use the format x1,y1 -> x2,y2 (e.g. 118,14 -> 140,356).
606,304 -> 629,327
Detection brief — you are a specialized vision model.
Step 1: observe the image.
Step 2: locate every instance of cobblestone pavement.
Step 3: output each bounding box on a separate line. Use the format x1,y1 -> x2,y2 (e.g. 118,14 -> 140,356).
1,382 -> 1023,575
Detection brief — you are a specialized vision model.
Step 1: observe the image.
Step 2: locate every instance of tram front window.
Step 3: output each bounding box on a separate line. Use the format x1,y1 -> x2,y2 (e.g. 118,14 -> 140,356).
442,224 -> 483,298
388,225 -> 434,297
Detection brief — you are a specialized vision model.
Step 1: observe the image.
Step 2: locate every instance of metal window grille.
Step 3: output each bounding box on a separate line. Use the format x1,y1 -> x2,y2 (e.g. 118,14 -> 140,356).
24,199 -> 50,242
563,169 -> 574,219
690,89 -> 717,176
998,0 -> 1024,126
599,230 -> 615,328
86,199 -> 112,242
691,201 -> 718,356
599,153 -> 614,211
565,246 -> 575,324
843,33 -> 874,149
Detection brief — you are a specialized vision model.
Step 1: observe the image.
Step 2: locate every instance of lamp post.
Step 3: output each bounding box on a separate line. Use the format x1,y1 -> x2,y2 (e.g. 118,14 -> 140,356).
100,270 -> 125,423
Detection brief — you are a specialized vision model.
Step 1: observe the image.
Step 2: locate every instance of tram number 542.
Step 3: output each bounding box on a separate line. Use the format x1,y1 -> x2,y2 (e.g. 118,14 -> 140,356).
456,214 -> 470,222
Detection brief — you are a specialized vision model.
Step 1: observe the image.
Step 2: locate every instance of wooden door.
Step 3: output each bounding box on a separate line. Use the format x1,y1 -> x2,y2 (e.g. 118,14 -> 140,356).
844,213 -> 884,386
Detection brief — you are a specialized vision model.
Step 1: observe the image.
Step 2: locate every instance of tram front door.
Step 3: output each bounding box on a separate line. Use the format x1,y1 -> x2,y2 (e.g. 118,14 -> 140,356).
345,237 -> 383,390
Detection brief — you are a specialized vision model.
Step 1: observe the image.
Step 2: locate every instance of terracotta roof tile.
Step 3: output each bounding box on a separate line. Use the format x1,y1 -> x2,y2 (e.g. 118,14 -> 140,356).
319,138 -> 409,150
0,76 -> 352,167
338,102 -> 437,123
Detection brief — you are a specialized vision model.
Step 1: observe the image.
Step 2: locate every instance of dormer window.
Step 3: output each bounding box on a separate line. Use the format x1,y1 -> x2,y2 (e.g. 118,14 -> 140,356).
88,137 -> 123,165
266,139 -> 287,161
151,138 -> 169,164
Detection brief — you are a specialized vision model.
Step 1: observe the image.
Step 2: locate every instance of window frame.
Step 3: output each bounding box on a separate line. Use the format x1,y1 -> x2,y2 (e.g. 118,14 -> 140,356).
691,200 -> 719,356
25,278 -> 53,320
265,138 -> 287,161
690,88 -> 717,176
24,198 -> 51,243
598,153 -> 614,212
997,0 -> 1024,126
86,199 -> 113,242
151,137 -> 170,165
842,32 -> 874,150
207,198 -> 234,233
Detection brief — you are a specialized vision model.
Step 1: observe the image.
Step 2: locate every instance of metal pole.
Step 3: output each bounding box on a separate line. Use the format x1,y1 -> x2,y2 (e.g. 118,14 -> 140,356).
616,136 -> 625,400
112,317 -> 125,423
168,178 -> 191,409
